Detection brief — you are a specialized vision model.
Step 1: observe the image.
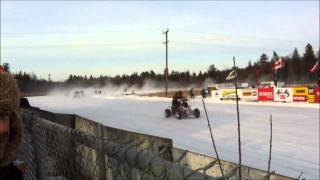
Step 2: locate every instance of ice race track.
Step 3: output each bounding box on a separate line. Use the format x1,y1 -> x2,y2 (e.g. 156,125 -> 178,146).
28,95 -> 319,179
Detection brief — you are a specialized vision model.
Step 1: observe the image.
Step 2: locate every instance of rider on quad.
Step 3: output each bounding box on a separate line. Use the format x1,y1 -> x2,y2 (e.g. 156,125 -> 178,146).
166,91 -> 200,119
172,91 -> 188,114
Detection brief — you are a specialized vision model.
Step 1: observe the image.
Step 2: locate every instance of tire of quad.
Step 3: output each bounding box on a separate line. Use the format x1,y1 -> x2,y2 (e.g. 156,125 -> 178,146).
194,108 -> 200,118
165,109 -> 171,118
177,111 -> 183,119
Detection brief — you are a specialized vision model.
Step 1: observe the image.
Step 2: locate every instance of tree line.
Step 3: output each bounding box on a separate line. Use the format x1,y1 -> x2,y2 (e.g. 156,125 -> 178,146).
8,43 -> 320,93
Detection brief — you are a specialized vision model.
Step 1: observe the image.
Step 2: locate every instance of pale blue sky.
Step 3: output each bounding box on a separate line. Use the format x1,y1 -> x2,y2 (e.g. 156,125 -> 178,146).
1,1 -> 319,81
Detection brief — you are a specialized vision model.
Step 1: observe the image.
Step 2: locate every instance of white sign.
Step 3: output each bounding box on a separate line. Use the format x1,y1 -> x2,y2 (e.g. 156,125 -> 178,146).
274,88 -> 293,102
211,90 -> 221,100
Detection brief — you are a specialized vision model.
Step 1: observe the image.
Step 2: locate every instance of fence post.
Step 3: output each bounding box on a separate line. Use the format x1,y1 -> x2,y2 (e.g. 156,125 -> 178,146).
95,123 -> 107,180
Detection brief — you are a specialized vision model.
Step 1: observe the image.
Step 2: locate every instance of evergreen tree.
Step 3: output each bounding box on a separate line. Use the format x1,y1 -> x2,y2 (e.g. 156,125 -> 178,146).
291,48 -> 301,81
302,44 -> 316,81
258,53 -> 271,75
303,44 -> 316,72
259,53 -> 268,64
207,64 -> 217,79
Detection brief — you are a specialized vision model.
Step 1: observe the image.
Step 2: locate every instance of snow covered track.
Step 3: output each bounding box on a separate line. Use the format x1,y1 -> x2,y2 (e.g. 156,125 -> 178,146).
28,95 -> 319,179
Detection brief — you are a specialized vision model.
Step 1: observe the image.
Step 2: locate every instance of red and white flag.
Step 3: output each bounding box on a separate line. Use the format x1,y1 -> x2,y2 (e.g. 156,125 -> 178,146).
272,58 -> 284,71
310,60 -> 319,73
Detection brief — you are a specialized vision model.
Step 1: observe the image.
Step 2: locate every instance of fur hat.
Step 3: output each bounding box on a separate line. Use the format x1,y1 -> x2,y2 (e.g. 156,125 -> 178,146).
0,72 -> 20,111
0,72 -> 23,167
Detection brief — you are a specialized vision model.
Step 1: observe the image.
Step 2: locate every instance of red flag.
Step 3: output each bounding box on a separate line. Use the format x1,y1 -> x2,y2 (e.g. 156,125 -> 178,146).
272,58 -> 284,71
310,60 -> 319,73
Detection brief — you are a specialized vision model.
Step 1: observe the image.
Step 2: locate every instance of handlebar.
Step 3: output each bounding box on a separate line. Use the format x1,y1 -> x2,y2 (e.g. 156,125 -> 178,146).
177,98 -> 189,102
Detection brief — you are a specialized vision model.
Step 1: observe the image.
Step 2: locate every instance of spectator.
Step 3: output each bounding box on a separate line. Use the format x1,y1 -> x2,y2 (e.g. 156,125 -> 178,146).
201,88 -> 206,98
0,72 -> 24,180
189,88 -> 195,99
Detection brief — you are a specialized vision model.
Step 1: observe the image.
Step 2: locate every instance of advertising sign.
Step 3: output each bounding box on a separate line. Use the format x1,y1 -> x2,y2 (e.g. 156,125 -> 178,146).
314,86 -> 320,103
258,87 -> 274,101
293,87 -> 308,102
307,86 -> 315,103
240,88 -> 258,101
220,89 -> 238,100
274,88 -> 293,102
211,90 -> 221,100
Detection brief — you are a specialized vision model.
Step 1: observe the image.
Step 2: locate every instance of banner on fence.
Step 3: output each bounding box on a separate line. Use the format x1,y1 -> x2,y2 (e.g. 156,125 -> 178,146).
258,87 -> 274,101
307,86 -> 315,103
220,89 -> 237,100
314,86 -> 320,103
240,88 -> 258,101
293,87 -> 308,102
211,90 -> 221,100
274,88 -> 293,102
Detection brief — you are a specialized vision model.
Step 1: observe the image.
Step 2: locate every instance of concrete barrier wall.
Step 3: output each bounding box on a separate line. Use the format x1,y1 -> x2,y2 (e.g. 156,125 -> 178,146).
29,107 -> 75,128
172,148 -> 293,180
28,108 -> 173,161
75,116 -> 173,161
27,108 -> 174,179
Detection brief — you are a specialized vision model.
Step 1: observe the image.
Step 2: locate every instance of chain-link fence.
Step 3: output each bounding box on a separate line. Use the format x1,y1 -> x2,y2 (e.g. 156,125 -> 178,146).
16,110 -> 281,180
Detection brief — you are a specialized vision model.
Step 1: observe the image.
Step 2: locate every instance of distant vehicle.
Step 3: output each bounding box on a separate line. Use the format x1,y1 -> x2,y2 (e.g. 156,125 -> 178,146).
73,90 -> 84,98
122,88 -> 135,95
74,91 -> 81,98
94,89 -> 102,94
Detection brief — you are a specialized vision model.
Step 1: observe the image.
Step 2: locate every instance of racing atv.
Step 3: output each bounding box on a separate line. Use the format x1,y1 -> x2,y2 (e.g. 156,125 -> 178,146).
165,99 -> 200,119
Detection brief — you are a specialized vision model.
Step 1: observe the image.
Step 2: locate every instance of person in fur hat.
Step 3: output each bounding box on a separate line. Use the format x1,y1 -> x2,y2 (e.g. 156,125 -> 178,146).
0,72 -> 24,179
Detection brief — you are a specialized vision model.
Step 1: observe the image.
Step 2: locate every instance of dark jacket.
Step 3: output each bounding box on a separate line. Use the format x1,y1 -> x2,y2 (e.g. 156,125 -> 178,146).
0,162 -> 23,180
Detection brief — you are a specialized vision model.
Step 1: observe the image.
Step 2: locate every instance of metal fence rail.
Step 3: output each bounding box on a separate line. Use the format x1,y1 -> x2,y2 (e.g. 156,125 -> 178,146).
17,111 -> 241,180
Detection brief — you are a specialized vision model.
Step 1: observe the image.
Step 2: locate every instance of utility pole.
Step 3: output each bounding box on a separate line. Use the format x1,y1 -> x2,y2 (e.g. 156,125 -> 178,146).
48,73 -> 51,83
233,56 -> 242,180
163,28 -> 169,97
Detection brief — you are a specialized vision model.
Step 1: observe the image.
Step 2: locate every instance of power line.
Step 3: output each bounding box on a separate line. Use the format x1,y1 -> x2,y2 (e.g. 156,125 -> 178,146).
173,29 -> 309,43
2,41 -> 162,49
2,28 -> 316,44
1,28 -> 163,36
172,41 -> 294,52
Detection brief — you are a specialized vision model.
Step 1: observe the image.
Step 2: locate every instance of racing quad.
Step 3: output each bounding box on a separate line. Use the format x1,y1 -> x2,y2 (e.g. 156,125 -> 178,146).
165,99 -> 200,119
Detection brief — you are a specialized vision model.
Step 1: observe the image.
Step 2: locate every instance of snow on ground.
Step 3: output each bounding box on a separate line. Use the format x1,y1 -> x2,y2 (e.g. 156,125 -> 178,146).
28,95 -> 319,179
